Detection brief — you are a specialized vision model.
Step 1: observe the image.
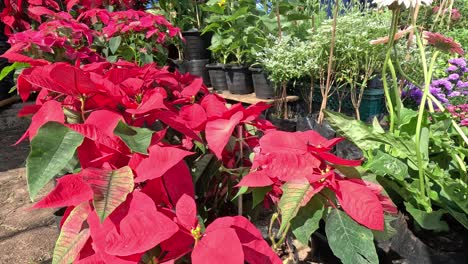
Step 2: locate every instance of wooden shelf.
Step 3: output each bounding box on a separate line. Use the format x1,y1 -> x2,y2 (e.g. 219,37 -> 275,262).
208,88 -> 299,105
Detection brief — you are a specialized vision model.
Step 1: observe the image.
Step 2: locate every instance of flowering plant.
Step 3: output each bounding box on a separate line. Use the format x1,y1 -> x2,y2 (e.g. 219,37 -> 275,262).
327,2 -> 468,232
403,57 -> 467,108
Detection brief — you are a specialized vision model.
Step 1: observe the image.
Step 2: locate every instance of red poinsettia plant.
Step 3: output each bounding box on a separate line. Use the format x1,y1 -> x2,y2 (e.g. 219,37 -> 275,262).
4,1 -> 398,263
1,0 -> 179,66
12,60 -> 396,263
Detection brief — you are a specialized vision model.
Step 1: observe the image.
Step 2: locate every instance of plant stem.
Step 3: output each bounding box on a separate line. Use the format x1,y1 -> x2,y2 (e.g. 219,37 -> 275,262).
382,9 -> 399,132
80,96 -> 86,122
273,222 -> 290,249
275,0 -> 282,40
318,0 -> 339,124
237,125 -> 244,216
414,25 -> 439,207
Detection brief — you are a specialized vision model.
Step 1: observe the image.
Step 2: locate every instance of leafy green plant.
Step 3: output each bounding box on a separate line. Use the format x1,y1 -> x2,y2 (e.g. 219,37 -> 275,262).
309,12 -> 390,120
258,35 -> 313,118
202,0 -> 265,65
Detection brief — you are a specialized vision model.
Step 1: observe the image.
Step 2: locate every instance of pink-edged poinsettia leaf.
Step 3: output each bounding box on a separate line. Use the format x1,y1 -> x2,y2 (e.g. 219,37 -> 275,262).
175,194 -> 198,231
192,227 -> 244,264
136,145 -> 194,182
33,173 -> 93,209
179,104 -> 207,130
259,131 -> 307,154
82,166 -> 134,222
16,100 -> 64,144
335,180 -> 384,230
52,202 -> 91,264
163,161 -> 195,206
205,111 -> 243,159
237,170 -> 273,187
105,192 -> 179,256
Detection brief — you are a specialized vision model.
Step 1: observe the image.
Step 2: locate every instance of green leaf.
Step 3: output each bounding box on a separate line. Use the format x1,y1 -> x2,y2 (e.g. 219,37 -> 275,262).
324,110 -> 387,151
399,107 -> 418,134
27,122 -> 84,200
232,186 -> 248,201
109,36 -> 122,54
87,166 -> 135,223
372,215 -> 397,241
141,53 -> 154,64
291,197 -> 324,244
334,165 -> 361,179
325,209 -> 379,264
367,151 -> 408,181
52,202 -> 90,264
107,55 -> 118,63
0,62 -> 29,80
113,121 -> 153,154
404,202 -> 449,232
419,127 -> 429,163
278,181 -> 315,235
252,186 -> 272,209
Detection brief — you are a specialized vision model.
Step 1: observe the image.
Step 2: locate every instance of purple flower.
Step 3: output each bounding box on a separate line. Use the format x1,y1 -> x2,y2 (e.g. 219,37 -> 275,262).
409,87 -> 423,103
430,86 -> 442,94
449,58 -> 467,69
448,91 -> 461,97
448,73 -> 460,82
431,79 -> 453,91
457,80 -> 468,89
447,65 -> 458,72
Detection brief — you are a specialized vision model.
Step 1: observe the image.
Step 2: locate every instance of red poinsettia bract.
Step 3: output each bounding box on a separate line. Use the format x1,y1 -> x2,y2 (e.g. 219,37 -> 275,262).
238,131 -> 397,230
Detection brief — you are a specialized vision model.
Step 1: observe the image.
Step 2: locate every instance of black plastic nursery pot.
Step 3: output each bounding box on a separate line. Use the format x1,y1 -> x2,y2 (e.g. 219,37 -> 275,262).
185,59 -> 211,87
249,66 -> 275,99
224,65 -> 254,95
359,88 -> 386,122
206,63 -> 228,91
182,30 -> 212,60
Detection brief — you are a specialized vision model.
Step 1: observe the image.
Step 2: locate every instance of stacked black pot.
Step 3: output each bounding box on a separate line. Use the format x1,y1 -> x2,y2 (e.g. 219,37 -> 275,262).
182,30 -> 212,87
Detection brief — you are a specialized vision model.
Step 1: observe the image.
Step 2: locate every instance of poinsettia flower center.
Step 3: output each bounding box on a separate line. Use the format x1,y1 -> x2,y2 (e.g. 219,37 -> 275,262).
191,225 -> 203,244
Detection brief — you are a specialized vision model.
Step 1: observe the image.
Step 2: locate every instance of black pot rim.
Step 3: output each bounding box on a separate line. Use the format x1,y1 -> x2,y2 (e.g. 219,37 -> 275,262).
206,63 -> 225,69
224,64 -> 249,70
186,59 -> 210,63
248,66 -> 264,73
